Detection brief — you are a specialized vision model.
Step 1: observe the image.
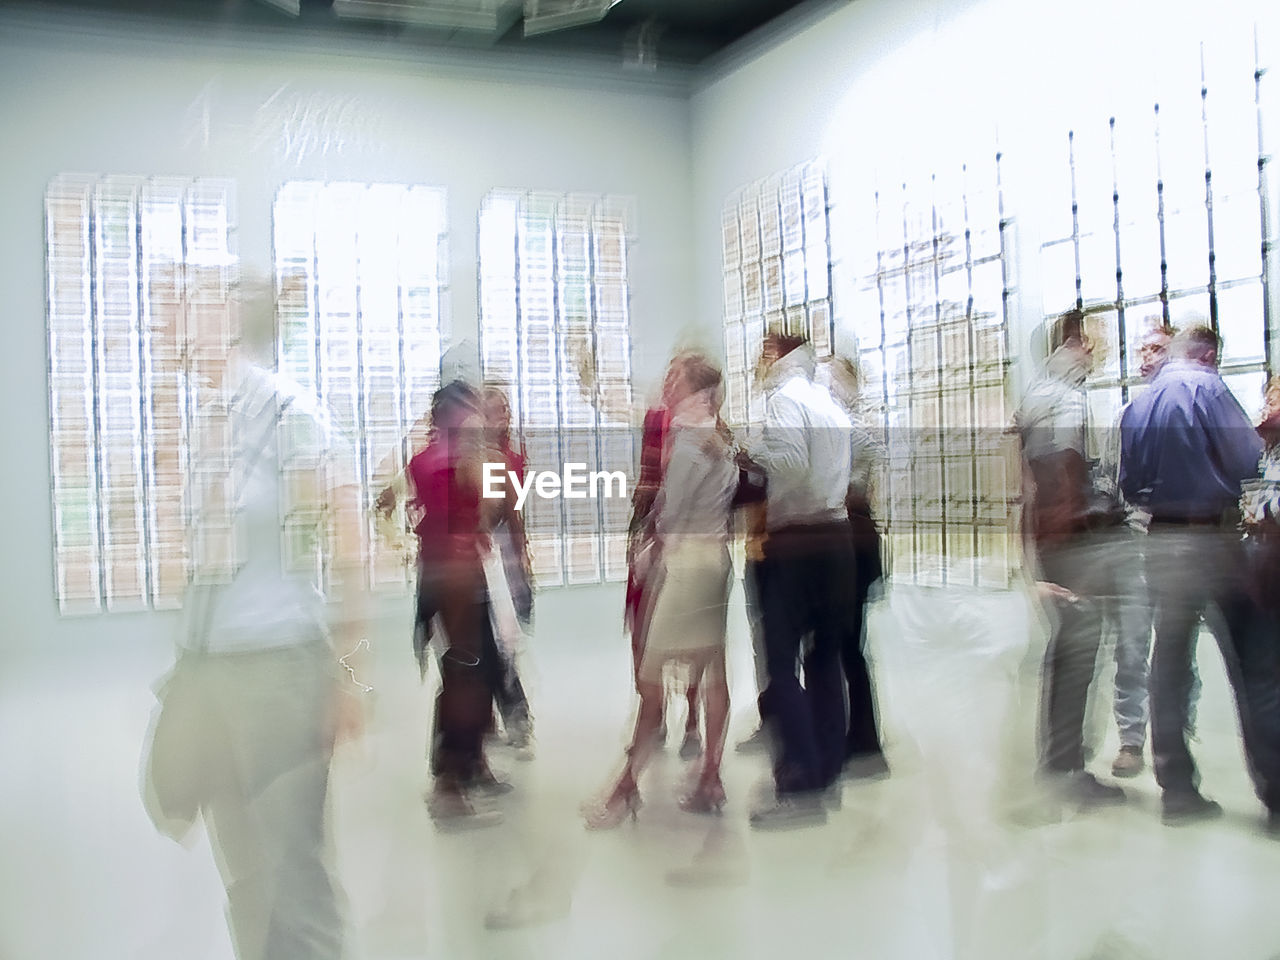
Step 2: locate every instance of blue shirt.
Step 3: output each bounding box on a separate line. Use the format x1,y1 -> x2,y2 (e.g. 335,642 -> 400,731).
1119,359 -> 1262,520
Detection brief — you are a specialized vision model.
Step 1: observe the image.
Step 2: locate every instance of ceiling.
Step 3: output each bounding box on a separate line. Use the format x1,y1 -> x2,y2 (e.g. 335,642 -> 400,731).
21,0 -> 826,68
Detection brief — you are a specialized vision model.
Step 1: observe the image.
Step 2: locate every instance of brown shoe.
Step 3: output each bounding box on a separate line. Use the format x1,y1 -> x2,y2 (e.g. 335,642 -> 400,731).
1111,745 -> 1145,778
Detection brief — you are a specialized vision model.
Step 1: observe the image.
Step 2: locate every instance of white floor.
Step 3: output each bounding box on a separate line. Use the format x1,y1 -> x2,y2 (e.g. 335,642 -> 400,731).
4,581 -> 1280,960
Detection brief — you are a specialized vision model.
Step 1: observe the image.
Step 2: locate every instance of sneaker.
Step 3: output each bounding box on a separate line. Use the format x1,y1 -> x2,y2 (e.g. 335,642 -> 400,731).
1111,745 -> 1145,778
1161,790 -> 1223,826
748,794 -> 829,831
735,726 -> 770,754
679,731 -> 703,761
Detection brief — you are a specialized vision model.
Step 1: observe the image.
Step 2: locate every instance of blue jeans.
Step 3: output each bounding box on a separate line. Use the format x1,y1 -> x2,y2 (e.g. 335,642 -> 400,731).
1103,531 -> 1152,749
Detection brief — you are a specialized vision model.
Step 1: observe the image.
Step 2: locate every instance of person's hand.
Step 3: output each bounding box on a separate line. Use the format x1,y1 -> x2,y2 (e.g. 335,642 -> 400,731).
1035,581 -> 1078,604
375,485 -> 396,517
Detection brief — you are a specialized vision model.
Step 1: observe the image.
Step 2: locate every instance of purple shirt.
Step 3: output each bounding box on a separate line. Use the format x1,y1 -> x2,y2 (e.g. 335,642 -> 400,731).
1119,359 -> 1262,520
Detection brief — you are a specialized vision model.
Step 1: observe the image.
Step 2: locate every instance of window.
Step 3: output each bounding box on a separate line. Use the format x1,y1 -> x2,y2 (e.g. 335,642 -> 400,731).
272,181 -> 448,592
46,175 -> 236,614
478,190 -> 634,586
721,160 -> 835,429
847,159 -> 1018,588
1040,46 -> 1275,430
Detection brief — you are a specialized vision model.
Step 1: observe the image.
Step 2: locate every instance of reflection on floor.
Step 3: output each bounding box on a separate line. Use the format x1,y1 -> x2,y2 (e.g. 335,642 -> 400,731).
3,583 -> 1280,960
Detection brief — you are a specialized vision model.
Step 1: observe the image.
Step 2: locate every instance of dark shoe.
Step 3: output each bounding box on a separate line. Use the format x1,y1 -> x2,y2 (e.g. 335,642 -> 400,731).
735,726 -> 769,754
843,751 -> 891,782
426,789 -> 504,831
1053,771 -> 1126,807
1111,745 -> 1145,778
679,731 -> 703,761
469,770 -> 516,797
823,782 -> 843,812
1161,790 -> 1223,826
748,794 -> 828,831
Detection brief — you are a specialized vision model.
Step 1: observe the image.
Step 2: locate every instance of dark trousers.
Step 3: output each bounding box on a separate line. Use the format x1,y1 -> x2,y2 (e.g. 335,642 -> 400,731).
1146,527 -> 1280,810
842,592 -> 881,759
418,558 -> 494,782
744,558 -> 769,722
760,523 -> 857,794
844,509 -> 884,759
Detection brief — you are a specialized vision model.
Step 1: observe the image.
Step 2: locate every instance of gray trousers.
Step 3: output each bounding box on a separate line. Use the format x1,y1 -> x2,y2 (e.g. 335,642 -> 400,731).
193,644 -> 346,960
1038,528 -> 1134,773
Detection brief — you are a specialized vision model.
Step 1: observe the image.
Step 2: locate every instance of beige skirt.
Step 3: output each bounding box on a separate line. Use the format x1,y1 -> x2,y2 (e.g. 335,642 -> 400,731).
636,539 -> 732,686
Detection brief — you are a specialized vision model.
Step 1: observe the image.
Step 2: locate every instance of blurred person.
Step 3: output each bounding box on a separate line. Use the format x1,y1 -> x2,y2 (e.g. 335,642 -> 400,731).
408,380 -> 512,828
819,354 -> 889,778
142,275 -> 369,960
1093,322 -> 1183,778
480,385 -> 536,757
732,496 -> 771,753
1120,324 -> 1280,828
371,409 -> 433,679
573,339 -> 705,758
1242,378 -> 1280,676
582,353 -> 738,827
744,334 -> 858,829
1244,377 -> 1280,545
733,361 -> 772,756
1015,309 -> 1128,807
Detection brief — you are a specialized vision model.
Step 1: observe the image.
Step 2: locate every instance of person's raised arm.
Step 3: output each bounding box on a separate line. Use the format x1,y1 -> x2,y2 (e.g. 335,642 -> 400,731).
748,392 -> 809,475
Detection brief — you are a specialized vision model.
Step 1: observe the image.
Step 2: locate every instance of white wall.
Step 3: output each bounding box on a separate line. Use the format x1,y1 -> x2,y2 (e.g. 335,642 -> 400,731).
8,0 -> 1280,650
0,6 -> 695,652
692,0 -> 1280,388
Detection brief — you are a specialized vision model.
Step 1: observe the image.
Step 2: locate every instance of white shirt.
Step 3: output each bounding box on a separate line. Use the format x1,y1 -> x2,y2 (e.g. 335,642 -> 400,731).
182,364 -> 354,654
747,348 -> 853,531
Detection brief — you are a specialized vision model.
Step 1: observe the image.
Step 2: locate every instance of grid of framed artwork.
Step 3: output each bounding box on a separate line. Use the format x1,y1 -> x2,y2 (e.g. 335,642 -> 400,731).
848,160 -> 1019,588
1040,49 -> 1274,440
721,160 -> 834,429
478,190 -> 633,587
272,180 -> 447,592
45,175 -> 237,613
